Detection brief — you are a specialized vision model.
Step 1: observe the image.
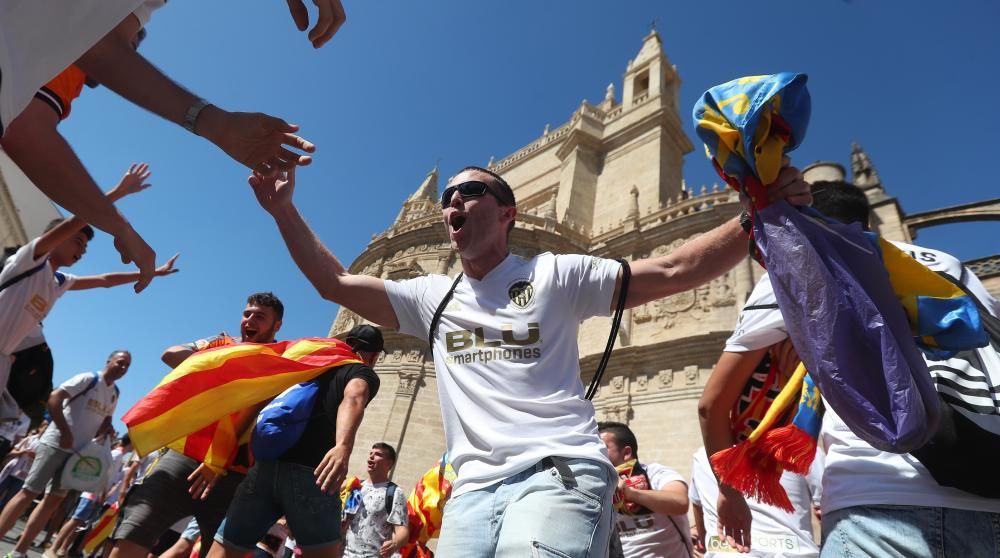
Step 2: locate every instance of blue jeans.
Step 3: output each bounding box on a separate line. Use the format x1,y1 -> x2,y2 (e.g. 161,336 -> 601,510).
821,505 -> 1000,558
215,460 -> 341,551
435,457 -> 614,558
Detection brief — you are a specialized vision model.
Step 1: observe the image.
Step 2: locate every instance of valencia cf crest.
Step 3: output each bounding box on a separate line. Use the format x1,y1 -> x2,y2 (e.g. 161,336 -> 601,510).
507,280 -> 535,309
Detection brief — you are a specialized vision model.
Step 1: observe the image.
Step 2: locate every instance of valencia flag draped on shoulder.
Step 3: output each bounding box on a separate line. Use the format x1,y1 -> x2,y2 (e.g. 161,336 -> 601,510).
124,338 -> 361,469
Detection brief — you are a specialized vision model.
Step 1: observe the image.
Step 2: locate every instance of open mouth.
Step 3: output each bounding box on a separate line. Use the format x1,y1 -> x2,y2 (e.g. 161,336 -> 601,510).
243,327 -> 259,340
450,214 -> 466,232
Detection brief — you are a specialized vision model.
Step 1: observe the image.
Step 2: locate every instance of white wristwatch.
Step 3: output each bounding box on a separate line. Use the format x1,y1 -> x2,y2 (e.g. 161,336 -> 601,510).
182,98 -> 211,133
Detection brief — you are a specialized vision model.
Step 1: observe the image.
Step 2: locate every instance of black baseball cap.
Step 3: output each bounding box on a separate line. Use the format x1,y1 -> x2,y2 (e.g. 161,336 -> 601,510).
345,324 -> 385,354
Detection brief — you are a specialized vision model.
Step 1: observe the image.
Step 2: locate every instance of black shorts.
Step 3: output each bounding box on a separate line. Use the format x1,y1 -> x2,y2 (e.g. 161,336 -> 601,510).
112,451 -> 245,556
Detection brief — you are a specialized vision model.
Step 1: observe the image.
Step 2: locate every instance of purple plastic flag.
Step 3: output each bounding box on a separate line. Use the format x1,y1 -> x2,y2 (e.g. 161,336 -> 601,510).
755,203 -> 939,452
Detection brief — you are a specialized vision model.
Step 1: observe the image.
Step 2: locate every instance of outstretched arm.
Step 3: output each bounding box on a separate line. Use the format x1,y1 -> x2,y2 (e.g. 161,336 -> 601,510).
40,162 -> 154,259
613,165 -> 812,312
76,14 -> 314,177
71,253 -> 179,290
1,102 -> 156,291
249,169 -> 400,328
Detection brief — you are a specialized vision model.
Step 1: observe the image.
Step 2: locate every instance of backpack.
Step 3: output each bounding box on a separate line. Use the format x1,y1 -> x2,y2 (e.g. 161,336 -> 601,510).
910,272 -> 1000,498
251,381 -> 320,461
384,482 -> 398,516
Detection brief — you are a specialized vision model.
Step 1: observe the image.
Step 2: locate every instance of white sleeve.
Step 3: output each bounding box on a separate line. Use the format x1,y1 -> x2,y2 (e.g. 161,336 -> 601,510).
384,275 -> 452,340
54,272 -> 77,293
58,372 -> 94,399
131,0 -> 166,28
0,239 -> 46,281
725,275 -> 788,352
552,254 -> 620,321
388,487 -> 408,526
645,463 -> 686,491
688,469 -> 702,506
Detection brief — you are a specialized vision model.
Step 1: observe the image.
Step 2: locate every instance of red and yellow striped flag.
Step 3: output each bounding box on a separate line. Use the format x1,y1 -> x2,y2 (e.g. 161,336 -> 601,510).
124,338 -> 361,468
407,453 -> 456,544
82,503 -> 118,554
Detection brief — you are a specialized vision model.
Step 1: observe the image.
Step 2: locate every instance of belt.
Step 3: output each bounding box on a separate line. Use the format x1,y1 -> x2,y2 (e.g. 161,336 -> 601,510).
537,456 -> 577,488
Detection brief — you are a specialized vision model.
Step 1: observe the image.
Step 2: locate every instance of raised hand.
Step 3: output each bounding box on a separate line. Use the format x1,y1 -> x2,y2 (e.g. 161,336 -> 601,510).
109,163 -> 153,201
199,108 -> 315,177
113,223 -> 156,293
248,168 -> 296,215
154,253 -> 181,277
286,0 -> 347,48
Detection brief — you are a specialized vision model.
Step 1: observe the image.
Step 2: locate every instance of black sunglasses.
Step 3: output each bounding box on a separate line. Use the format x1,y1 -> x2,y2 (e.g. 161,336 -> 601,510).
441,181 -> 499,208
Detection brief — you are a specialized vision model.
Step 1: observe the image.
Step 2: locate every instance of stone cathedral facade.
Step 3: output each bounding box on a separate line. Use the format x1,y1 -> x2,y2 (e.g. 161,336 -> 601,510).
328,31 -> 1000,487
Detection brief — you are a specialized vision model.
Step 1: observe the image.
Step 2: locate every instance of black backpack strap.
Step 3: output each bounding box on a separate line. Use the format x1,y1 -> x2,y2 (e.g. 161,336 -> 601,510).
384,482 -> 398,516
427,274 -> 464,356
0,259 -> 49,293
742,303 -> 779,311
586,259 -> 631,400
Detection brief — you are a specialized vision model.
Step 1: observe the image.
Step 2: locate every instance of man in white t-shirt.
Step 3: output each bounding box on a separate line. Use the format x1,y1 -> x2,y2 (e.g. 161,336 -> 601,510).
598,422 -> 691,558
343,443 -> 409,558
0,1 -> 345,285
689,447 -> 820,558
714,180 -> 1000,557
0,166 -> 178,418
245,162 -> 811,556
0,350 -> 129,558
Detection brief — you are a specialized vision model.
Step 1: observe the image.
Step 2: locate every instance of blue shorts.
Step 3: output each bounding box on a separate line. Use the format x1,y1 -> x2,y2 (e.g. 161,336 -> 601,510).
72,497 -> 100,523
215,460 -> 341,551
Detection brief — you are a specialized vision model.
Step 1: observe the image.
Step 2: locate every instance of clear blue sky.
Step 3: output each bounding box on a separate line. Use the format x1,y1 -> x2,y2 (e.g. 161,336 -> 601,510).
44,0 -> 1000,431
